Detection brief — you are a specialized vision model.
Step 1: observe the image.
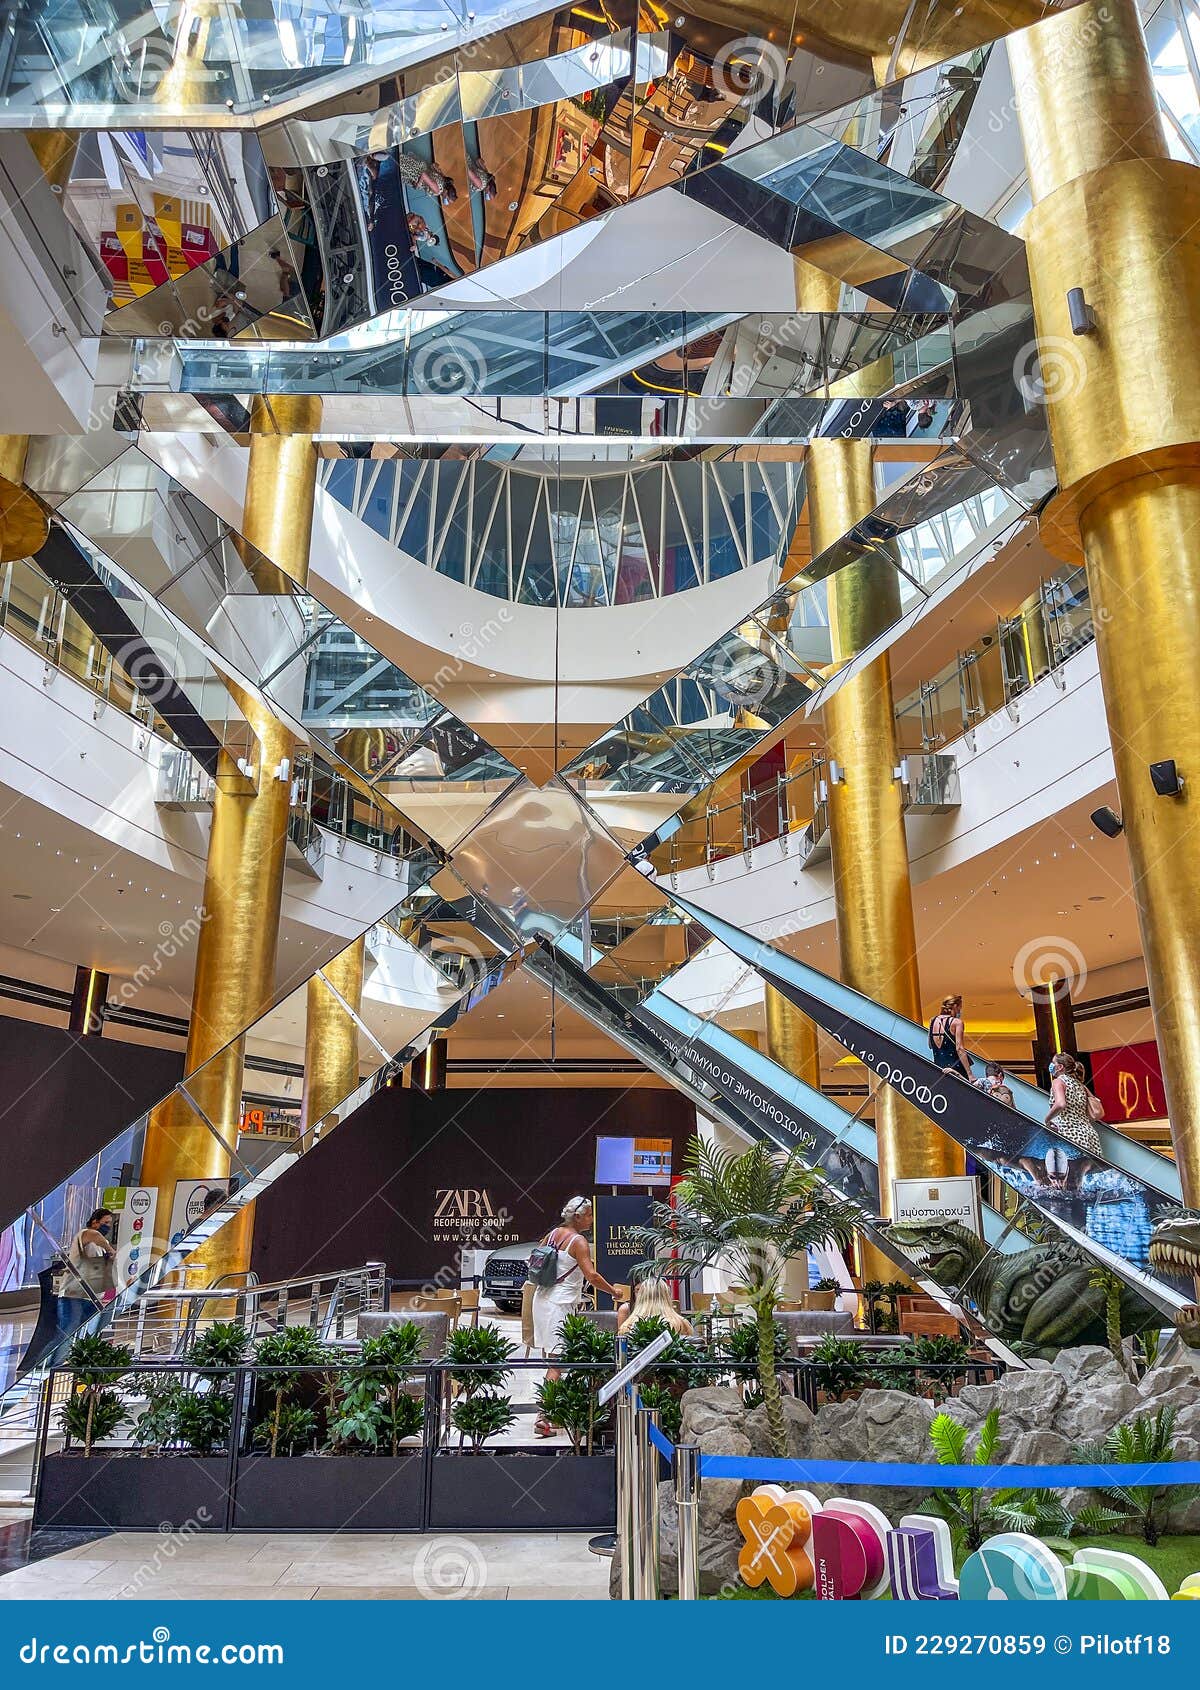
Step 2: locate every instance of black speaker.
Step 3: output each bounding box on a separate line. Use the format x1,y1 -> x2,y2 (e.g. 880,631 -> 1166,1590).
1150,759 -> 1184,797
1090,805 -> 1123,838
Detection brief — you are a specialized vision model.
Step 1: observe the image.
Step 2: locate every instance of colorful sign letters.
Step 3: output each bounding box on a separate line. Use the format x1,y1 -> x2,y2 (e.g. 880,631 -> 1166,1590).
735,1486 -> 1193,1601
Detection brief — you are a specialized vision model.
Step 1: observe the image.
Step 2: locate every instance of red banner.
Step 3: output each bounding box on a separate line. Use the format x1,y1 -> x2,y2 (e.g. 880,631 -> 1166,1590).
1090,1039 -> 1168,1123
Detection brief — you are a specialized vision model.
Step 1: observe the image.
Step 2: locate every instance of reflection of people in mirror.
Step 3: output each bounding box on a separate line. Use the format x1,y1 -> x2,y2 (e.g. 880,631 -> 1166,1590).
394,150 -> 458,203
467,155 -> 497,200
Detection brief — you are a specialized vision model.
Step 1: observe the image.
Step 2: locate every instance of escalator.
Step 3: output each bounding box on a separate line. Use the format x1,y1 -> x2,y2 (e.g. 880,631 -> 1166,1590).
526,927 -> 1190,1354
646,894 -> 1187,1315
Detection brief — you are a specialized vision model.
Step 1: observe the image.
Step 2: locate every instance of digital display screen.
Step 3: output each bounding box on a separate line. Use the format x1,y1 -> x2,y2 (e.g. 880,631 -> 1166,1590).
595,1136 -> 672,1187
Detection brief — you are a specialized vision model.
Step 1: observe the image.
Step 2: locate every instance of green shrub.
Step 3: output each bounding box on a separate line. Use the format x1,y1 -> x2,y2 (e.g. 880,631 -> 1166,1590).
1075,1407 -> 1200,1545
637,1380 -> 682,1444
444,1322 -> 515,1395
253,1327 -> 331,1457
452,1389 -> 517,1449
536,1317 -> 614,1453
59,1335 -> 132,1455
253,1401 -> 315,1457
808,1335 -> 868,1401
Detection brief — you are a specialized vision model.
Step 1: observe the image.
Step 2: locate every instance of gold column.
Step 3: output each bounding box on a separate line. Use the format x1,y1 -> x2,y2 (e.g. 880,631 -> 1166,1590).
242,396 -> 323,587
302,937 -> 366,1136
764,984 -> 821,1089
141,686 -> 294,1281
1011,0 -> 1200,1204
25,133 -> 77,194
795,266 -> 963,1224
0,435 -> 49,562
141,388 -> 322,1277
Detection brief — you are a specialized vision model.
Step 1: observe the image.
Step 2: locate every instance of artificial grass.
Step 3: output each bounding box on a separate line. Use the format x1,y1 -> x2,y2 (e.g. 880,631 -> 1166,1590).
713,1533 -> 1200,1599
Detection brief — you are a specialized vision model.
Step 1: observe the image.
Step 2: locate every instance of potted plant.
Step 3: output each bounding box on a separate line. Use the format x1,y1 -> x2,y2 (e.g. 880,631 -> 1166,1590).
445,1322 -> 517,1451
236,1320 -> 427,1531
37,1333 -> 231,1532
431,1313 -> 616,1530
631,1136 -> 861,1456
59,1333 -> 132,1456
804,1277 -> 841,1312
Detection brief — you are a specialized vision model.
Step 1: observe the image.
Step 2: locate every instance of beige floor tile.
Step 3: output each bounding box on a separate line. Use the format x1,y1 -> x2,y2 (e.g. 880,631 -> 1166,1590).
311,1585 -> 507,1601
108,1585 -> 318,1601
77,1560 -> 294,1592
249,1534 -> 404,1561
504,1585 -> 609,1600
0,1559 -> 115,1590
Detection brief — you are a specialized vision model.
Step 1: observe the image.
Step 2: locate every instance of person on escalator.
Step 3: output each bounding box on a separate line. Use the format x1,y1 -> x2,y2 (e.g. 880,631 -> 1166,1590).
976,1061 -> 1014,1108
928,995 -> 972,1081
1045,1052 -> 1104,1157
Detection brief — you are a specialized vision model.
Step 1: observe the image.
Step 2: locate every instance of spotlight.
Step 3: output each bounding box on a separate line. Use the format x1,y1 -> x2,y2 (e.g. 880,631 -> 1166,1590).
1150,759 -> 1184,797
1091,805 -> 1124,838
1067,286 -> 1097,335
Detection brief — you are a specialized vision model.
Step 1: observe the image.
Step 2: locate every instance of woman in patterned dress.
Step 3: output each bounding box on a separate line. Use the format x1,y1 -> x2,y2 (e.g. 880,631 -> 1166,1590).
1045,1052 -> 1103,1157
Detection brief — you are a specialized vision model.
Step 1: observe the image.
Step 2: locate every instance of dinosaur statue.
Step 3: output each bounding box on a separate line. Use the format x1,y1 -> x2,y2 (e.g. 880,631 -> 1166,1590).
1148,1208 -> 1200,1349
887,1220 -> 1156,1359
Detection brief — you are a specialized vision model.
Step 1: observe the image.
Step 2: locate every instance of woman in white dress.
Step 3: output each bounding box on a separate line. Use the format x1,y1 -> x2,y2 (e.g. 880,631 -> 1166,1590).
531,1197 -> 618,1437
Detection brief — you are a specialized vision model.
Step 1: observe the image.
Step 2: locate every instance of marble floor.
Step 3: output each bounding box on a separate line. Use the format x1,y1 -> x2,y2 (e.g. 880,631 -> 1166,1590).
0,1528 -> 612,1601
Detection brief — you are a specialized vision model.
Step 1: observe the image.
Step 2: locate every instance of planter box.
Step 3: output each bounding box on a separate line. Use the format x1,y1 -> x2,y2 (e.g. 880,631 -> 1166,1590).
429,1448 -> 615,1531
233,1453 -> 424,1532
35,1451 -> 229,1531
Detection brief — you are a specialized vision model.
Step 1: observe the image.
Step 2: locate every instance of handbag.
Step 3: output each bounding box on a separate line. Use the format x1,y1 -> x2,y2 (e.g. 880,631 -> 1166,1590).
526,1230 -> 575,1289
1087,1090 -> 1106,1124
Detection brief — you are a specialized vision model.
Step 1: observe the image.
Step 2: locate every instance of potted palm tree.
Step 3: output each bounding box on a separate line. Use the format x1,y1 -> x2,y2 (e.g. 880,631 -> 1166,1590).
632,1136 -> 861,1458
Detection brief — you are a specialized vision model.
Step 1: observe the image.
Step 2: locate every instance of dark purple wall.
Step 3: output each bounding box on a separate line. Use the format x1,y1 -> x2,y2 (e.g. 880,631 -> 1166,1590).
0,1015 -> 183,1224
249,1084 -> 695,1284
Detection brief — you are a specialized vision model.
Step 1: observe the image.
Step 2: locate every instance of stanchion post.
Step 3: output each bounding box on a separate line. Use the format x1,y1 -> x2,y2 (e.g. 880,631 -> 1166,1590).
617,1387 -> 641,1599
674,1442 -> 701,1601
637,1402 -> 661,1600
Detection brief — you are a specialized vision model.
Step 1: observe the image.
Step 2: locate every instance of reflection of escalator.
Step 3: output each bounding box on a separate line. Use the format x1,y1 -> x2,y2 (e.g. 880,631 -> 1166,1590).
656,894 -> 1188,1312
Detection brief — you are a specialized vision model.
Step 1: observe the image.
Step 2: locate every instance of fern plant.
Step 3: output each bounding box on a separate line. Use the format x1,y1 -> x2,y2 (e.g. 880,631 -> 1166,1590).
988,1487 -> 1125,1541
1075,1407 -> 1200,1545
928,1408 -> 1004,1553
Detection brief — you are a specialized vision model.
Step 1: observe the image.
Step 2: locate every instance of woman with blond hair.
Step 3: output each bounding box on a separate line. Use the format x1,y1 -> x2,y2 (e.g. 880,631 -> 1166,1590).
617,1274 -> 694,1336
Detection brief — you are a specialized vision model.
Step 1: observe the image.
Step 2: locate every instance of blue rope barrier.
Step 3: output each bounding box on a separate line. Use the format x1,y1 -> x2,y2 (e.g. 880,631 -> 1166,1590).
693,1455 -> 1200,1487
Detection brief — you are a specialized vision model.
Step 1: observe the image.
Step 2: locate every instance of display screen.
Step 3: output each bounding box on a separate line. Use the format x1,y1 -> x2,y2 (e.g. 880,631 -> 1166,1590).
595,1136 -> 672,1187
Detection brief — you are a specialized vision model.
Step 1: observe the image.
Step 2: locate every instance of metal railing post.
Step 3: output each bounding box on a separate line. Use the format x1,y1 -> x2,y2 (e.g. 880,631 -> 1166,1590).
674,1443 -> 701,1601
616,1388 -> 638,1599
636,1403 -> 661,1600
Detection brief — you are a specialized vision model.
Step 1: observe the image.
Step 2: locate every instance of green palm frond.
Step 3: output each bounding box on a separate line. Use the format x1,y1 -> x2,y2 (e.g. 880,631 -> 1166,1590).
929,1411 -> 968,1465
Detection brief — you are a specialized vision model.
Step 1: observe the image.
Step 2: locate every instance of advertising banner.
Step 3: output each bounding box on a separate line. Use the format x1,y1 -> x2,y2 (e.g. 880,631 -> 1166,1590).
101,1184 -> 158,1288
592,1193 -> 654,1309
1091,1039 -> 1167,1125
167,1179 -> 230,1251
891,1175 -> 982,1237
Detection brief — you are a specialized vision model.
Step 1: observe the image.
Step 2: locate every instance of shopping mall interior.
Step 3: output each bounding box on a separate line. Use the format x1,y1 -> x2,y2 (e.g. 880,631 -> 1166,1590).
1,0 -> 1200,1608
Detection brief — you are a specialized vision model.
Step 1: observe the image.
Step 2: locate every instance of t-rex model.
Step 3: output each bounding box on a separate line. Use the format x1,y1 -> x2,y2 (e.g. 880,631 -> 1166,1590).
887,1219 -> 1156,1358
1149,1208 -> 1200,1348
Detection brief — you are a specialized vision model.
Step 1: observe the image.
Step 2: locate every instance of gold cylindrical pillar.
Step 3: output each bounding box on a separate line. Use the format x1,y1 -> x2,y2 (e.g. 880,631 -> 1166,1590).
141,685 -> 294,1282
302,937 -> 366,1136
764,984 -> 821,1090
0,434 -> 49,562
242,396 -> 323,587
1011,0 -> 1200,1205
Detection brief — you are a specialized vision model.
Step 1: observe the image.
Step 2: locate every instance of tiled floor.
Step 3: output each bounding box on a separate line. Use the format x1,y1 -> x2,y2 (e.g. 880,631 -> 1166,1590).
0,1530 -> 612,1601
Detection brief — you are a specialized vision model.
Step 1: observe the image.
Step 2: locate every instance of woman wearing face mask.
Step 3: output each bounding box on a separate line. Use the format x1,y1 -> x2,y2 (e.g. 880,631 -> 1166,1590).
1045,1052 -> 1103,1157
57,1208 -> 117,1335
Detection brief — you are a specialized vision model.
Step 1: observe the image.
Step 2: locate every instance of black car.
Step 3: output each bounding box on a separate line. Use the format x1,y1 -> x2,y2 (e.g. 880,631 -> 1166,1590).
482,1240 -> 535,1313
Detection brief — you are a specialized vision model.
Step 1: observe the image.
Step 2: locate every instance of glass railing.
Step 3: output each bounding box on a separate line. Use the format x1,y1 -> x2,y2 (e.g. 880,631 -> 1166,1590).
895,565 -> 1094,750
